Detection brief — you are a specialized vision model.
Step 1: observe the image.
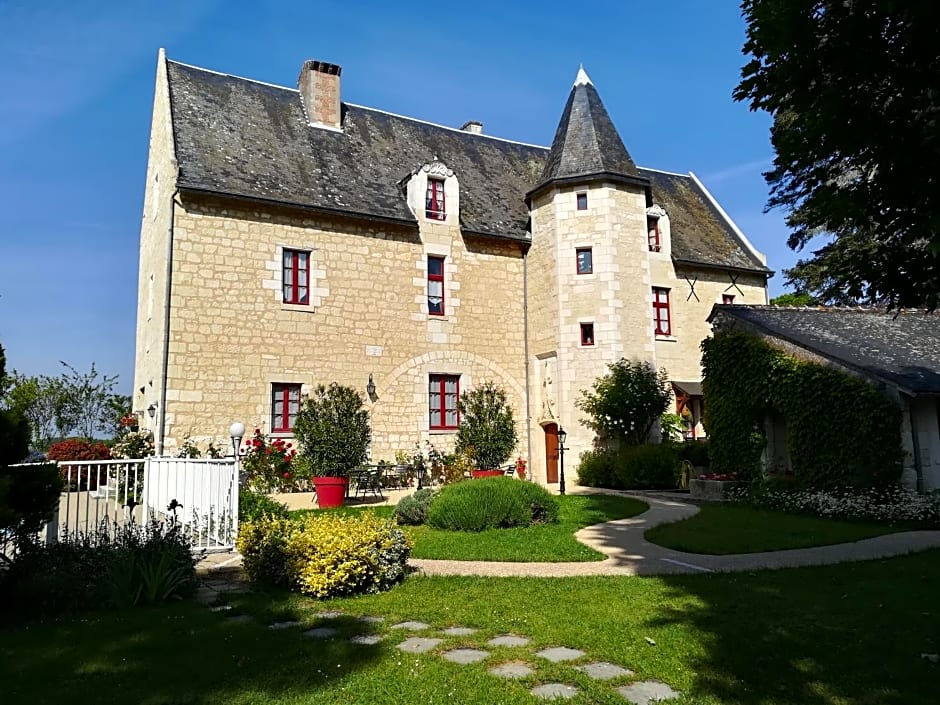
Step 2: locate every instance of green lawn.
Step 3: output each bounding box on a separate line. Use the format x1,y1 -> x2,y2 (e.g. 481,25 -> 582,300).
4,550 -> 939,705
645,502 -> 902,554
296,494 -> 647,562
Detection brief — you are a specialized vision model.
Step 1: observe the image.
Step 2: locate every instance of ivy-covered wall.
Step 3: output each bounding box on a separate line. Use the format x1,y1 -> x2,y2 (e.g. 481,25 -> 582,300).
701,332 -> 904,488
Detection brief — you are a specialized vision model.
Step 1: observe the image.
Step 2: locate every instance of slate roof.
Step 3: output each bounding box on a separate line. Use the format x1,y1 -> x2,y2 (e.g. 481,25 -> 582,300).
164,59 -> 770,271
711,306 -> 940,395
530,77 -> 647,195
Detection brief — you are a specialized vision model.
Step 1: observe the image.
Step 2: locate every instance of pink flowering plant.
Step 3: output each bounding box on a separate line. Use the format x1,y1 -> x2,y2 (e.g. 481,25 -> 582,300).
240,428 -> 309,493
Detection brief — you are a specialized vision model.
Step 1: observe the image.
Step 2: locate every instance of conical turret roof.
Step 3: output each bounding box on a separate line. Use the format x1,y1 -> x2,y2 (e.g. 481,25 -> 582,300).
528,67 -> 649,198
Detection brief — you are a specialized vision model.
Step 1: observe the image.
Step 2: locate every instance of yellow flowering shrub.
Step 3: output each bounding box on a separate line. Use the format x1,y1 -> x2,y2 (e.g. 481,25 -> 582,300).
236,512 -> 412,599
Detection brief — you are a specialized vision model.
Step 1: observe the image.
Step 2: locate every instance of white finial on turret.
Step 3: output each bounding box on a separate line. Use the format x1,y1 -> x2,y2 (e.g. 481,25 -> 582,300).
574,65 -> 593,87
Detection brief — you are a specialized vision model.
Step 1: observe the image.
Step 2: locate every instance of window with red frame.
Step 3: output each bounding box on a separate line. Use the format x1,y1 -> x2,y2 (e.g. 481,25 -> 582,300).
271,383 -> 302,432
647,217 -> 661,252
653,287 -> 672,336
722,294 -> 735,304
429,374 -> 459,429
576,247 -> 593,275
428,255 -> 445,315
580,322 -> 595,346
426,178 -> 446,220
282,249 -> 310,304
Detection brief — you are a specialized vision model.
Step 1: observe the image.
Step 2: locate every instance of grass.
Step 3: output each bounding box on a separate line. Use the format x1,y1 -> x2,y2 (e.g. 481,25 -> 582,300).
645,502 -> 902,554
3,550 -> 939,704
296,493 -> 648,562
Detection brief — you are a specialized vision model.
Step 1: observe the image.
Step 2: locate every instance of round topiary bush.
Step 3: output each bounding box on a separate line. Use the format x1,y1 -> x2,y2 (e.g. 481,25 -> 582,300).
425,477 -> 559,531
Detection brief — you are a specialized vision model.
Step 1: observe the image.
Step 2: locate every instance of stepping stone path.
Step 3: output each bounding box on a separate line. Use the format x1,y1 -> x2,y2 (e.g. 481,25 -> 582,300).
443,648 -> 489,664
443,626 -> 477,636
390,620 -> 431,631
535,646 -> 586,662
303,627 -> 338,639
489,662 -> 534,679
396,637 -> 442,653
532,683 -> 578,700
488,634 -> 530,647
350,634 -> 382,645
577,662 -> 635,680
201,598 -> 681,704
618,681 -> 681,705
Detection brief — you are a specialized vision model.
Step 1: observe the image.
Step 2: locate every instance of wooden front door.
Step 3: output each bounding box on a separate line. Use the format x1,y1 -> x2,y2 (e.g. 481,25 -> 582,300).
544,423 -> 559,483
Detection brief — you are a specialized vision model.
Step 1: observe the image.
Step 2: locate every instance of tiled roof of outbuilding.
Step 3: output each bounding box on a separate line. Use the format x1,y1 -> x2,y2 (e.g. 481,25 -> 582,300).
711,305 -> 940,395
165,59 -> 770,271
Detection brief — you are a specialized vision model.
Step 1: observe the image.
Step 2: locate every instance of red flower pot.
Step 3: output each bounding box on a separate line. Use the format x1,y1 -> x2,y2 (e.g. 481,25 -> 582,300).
313,476 -> 348,508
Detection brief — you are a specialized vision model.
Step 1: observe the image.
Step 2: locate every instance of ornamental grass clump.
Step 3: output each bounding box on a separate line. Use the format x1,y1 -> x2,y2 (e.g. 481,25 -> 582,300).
236,512 -> 412,598
426,476 -> 559,531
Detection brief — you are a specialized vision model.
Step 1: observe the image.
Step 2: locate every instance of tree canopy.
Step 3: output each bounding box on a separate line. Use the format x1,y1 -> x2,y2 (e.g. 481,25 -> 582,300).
735,0 -> 940,310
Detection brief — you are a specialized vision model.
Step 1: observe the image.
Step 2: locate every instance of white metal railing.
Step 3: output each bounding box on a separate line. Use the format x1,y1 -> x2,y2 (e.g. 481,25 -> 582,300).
7,457 -> 238,554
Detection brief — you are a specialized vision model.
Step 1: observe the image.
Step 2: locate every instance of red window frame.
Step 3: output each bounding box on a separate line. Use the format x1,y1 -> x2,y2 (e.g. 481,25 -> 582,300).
427,255 -> 445,316
576,247 -> 593,275
653,288 -> 672,336
426,178 -> 446,220
271,383 -> 302,433
580,322 -> 595,346
722,294 -> 735,304
647,217 -> 661,253
576,192 -> 588,210
429,374 -> 460,430
282,249 -> 310,305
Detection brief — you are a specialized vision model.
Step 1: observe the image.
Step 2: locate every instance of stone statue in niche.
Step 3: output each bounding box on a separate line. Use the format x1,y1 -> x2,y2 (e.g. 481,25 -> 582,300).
540,358 -> 556,420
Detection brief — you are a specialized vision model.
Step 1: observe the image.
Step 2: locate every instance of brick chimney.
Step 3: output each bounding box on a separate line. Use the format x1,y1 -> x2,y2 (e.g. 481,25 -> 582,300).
297,60 -> 342,129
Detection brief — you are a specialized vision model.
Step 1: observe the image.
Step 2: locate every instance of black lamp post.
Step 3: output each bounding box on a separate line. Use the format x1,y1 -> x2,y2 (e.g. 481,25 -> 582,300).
415,457 -> 426,490
366,373 -> 376,399
557,426 -> 567,496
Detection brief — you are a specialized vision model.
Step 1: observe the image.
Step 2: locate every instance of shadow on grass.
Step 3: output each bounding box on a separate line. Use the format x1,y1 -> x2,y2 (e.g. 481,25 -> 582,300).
0,590 -> 385,705
647,550 -> 940,705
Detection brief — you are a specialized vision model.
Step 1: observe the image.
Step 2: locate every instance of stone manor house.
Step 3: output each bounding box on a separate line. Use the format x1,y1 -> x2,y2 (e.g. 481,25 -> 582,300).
134,50 -> 771,485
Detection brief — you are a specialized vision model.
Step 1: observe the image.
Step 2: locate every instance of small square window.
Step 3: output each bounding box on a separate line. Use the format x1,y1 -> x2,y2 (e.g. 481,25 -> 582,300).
722,294 -> 735,304
576,247 -> 593,275
576,192 -> 588,210
580,322 -> 595,346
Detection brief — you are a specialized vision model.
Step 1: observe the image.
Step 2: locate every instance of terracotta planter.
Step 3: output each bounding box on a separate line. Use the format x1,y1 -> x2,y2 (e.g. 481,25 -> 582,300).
313,476 -> 349,508
471,470 -> 505,479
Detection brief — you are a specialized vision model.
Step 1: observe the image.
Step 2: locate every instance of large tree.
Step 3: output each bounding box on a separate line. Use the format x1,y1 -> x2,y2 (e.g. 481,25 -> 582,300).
735,1 -> 940,310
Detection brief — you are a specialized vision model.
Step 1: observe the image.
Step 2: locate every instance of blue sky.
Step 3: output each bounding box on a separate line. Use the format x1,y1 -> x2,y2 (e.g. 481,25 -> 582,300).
0,0 -> 794,393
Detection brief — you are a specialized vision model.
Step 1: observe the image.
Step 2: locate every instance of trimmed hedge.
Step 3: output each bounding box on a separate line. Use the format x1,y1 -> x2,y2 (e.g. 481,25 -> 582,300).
236,512 -> 412,598
577,444 -> 680,490
425,477 -> 558,531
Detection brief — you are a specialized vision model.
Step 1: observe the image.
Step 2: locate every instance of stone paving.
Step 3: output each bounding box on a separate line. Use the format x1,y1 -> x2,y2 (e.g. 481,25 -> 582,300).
209,598 -> 681,703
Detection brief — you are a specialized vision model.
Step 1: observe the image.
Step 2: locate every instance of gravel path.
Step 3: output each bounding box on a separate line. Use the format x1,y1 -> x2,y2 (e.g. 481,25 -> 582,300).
409,489 -> 940,577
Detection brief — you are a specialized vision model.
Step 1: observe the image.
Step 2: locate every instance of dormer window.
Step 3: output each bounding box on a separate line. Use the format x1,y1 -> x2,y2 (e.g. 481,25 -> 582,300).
426,177 -> 446,220
647,217 -> 661,252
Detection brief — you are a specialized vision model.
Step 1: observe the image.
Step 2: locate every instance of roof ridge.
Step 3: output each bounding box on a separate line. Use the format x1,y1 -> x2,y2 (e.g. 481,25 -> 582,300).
637,165 -> 690,178
344,103 -> 549,150
167,58 -> 299,93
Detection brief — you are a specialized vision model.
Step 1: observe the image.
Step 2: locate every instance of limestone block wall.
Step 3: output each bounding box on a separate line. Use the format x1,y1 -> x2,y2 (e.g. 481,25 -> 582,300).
650,263 -> 768,384
143,196 -> 527,459
134,50 -> 177,431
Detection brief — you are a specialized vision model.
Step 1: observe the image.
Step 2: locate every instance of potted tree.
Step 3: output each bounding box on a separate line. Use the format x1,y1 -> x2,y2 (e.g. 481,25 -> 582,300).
292,383 -> 370,508
455,381 -> 518,478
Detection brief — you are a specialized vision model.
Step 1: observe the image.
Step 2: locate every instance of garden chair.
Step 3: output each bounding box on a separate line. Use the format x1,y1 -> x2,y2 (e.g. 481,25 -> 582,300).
354,465 -> 384,499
